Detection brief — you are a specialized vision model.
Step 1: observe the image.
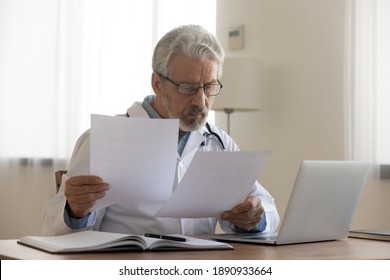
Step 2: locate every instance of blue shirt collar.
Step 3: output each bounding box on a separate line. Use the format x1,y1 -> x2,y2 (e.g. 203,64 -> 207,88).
142,95 -> 161,119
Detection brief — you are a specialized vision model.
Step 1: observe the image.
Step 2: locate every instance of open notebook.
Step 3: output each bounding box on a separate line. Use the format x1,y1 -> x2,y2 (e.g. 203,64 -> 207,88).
206,160 -> 371,245
17,231 -> 233,253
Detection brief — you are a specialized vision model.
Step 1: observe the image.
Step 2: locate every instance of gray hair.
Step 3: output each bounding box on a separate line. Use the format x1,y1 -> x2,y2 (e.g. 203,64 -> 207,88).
152,25 -> 225,78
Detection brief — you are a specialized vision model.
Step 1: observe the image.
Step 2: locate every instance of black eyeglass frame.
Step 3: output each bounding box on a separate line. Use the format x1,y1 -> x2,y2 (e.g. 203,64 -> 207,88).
157,73 -> 223,96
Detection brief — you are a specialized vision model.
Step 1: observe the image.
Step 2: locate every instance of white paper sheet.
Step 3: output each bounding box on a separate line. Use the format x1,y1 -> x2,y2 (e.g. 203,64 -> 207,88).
90,114 -> 178,211
155,151 -> 271,218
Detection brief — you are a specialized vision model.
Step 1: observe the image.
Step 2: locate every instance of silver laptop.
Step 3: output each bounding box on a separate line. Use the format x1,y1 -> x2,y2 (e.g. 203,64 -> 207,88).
208,160 -> 371,245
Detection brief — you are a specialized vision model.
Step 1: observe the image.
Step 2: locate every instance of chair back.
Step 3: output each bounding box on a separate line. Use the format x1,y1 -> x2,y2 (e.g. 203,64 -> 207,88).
55,170 -> 68,193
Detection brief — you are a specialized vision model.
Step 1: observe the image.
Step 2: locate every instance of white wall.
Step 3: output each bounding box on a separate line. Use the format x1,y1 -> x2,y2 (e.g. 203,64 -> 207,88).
216,0 -> 390,230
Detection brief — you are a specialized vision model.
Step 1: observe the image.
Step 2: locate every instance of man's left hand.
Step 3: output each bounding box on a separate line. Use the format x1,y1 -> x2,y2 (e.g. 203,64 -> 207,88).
221,195 -> 264,230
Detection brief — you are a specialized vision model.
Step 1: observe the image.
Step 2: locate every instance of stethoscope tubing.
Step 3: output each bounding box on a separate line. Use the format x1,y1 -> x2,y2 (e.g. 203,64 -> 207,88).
201,122 -> 226,151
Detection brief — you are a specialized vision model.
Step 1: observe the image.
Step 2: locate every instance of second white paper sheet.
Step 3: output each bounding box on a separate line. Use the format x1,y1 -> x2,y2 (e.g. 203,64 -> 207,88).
155,151 -> 271,218
90,114 -> 178,211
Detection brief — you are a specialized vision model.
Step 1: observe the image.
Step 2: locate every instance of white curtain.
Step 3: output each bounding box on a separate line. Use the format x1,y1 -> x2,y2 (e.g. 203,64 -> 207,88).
0,0 -> 216,238
344,0 -> 390,164
0,0 -> 216,160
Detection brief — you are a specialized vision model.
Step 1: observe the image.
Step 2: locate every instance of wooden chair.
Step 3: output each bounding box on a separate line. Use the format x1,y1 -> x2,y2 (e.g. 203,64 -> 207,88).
55,170 -> 68,193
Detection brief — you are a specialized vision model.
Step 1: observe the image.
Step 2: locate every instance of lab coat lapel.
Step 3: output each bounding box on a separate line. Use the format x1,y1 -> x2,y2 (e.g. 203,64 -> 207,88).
180,129 -> 206,158
176,129 -> 206,183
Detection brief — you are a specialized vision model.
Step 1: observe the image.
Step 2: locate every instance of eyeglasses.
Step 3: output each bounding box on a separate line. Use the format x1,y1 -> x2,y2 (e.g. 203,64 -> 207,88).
159,74 -> 223,96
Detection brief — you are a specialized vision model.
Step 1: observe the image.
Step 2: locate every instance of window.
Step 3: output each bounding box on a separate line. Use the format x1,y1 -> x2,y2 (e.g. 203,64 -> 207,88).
0,0 -> 216,159
345,0 -> 390,164
375,0 -> 390,164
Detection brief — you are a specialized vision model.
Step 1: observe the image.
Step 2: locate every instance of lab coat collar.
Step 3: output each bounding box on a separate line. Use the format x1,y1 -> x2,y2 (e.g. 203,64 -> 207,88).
179,127 -> 207,159
126,102 -> 150,118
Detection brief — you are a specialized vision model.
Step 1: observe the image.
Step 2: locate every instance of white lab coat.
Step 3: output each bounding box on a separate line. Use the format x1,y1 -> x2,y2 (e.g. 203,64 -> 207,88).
42,102 -> 279,236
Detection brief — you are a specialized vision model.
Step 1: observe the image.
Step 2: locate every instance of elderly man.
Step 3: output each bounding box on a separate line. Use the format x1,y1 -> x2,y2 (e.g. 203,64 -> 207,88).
43,25 -> 279,236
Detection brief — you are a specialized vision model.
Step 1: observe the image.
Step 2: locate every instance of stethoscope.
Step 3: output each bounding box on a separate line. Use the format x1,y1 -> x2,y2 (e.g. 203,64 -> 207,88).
201,122 -> 226,151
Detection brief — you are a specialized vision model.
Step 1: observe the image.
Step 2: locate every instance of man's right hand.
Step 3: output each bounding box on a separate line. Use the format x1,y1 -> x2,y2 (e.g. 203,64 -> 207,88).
64,175 -> 110,218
